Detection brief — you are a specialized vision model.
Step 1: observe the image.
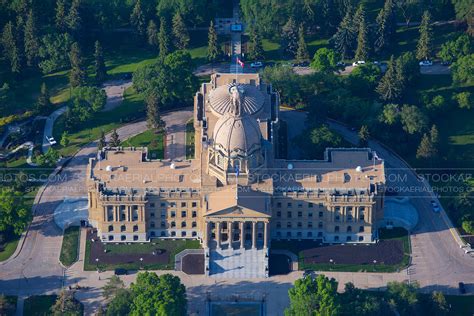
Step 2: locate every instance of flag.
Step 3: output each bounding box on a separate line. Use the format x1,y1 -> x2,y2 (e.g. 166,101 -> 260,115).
237,58 -> 244,68
235,165 -> 240,176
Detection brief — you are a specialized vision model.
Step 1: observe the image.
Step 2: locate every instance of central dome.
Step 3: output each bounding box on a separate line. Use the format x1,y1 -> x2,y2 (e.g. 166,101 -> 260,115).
208,83 -> 264,117
213,113 -> 262,155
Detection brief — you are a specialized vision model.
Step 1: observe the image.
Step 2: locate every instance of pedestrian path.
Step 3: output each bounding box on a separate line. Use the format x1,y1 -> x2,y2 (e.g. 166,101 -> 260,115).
210,247 -> 266,278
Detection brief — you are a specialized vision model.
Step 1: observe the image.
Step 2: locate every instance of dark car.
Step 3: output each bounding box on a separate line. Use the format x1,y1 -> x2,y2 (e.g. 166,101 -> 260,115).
114,268 -> 128,275
459,282 -> 466,294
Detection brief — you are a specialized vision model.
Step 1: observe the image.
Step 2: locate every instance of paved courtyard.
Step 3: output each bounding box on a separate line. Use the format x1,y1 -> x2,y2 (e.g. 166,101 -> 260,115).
210,248 -> 266,279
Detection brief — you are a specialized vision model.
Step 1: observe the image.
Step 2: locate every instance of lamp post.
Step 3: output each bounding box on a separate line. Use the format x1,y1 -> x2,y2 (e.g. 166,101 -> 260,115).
140,257 -> 144,270
329,258 -> 334,270
373,259 -> 377,272
95,258 -> 99,272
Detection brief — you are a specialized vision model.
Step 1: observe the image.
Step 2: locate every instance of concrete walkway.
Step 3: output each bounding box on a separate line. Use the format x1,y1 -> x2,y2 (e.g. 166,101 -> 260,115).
101,80 -> 133,112
42,106 -> 67,154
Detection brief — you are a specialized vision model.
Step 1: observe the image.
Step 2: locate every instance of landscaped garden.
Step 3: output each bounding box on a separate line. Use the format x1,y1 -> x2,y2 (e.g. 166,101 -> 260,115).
59,226 -> 80,267
186,119 -> 195,159
84,229 -> 201,271
271,228 -> 410,272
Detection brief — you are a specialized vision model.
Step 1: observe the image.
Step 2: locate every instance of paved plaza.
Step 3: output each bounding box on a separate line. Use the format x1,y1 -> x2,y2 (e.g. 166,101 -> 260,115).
210,247 -> 266,278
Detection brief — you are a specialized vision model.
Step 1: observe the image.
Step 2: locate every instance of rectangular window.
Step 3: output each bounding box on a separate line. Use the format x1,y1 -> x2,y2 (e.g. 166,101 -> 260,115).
150,212 -> 155,218
181,202 -> 187,207
192,202 -> 197,208
160,202 -> 166,207
150,203 -> 155,208
171,211 -> 176,218
181,211 -> 187,218
277,202 -> 282,208
319,211 -> 323,218
287,211 -> 292,218
277,211 -> 281,217
170,202 -> 176,207
308,203 -> 313,208
297,203 -> 303,208
192,211 -> 197,218
297,211 -> 302,217
308,212 -> 313,218
308,222 -> 313,228
287,202 -> 292,208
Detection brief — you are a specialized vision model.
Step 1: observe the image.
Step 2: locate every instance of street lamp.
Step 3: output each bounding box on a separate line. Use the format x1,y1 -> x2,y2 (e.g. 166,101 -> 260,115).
95,258 -> 99,272
329,258 -> 334,270
373,259 -> 377,271
140,257 -> 144,270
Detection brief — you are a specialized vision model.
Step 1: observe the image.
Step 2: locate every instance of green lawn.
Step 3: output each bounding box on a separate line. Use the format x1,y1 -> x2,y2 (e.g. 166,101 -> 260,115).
59,226 -> 80,267
120,129 -> 164,159
186,119 -> 195,159
0,234 -> 20,262
84,239 -> 201,271
23,295 -> 58,316
53,86 -> 145,157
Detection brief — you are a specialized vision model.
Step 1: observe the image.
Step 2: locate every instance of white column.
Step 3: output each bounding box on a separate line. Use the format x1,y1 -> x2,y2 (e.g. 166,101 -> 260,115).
263,221 -> 268,249
228,221 -> 232,246
216,222 -> 221,248
204,221 -> 209,248
252,221 -> 257,249
240,221 -> 244,249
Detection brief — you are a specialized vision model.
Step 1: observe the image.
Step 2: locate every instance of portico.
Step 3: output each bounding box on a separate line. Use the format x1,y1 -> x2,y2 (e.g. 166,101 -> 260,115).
204,218 -> 269,250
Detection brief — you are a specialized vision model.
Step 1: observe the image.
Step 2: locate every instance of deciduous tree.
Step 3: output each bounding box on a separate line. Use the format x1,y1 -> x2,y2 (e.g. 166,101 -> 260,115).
358,125 -> 370,147
0,189 -> 30,236
103,275 -> 125,300
400,104 -> 428,134
311,48 -> 338,72
106,289 -> 133,316
452,54 -> 474,85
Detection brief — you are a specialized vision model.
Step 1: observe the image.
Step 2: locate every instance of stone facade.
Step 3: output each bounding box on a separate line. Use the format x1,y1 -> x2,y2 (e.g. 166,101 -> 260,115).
87,73 -> 385,255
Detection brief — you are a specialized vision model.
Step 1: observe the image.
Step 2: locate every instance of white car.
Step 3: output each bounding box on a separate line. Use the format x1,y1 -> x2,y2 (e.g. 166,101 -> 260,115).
250,62 -> 263,68
419,60 -> 433,66
352,60 -> 366,67
46,136 -> 57,146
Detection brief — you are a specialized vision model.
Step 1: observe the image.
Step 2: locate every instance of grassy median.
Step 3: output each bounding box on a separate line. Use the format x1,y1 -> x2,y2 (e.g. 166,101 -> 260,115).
59,226 -> 80,267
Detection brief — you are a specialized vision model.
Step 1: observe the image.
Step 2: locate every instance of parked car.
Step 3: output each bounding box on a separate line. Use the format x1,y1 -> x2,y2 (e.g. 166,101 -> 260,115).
352,60 -> 366,67
114,268 -> 128,275
336,61 -> 345,67
250,61 -> 263,68
46,136 -> 57,146
419,60 -> 433,66
459,282 -> 466,294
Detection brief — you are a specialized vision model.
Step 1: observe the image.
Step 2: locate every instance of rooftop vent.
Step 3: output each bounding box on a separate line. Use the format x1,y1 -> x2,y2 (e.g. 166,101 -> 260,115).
356,166 -> 363,173
170,163 -> 176,170
106,165 -> 113,172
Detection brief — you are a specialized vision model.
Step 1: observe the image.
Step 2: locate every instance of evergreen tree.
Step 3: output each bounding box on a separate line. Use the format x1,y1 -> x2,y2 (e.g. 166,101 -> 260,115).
67,0 -> 82,35
103,275 -> 125,300
55,0 -> 67,32
98,130 -> 106,150
146,20 -> 158,48
69,42 -> 86,87
207,21 -> 219,62
130,0 -> 146,36
358,125 -> 370,147
375,0 -> 396,53
172,12 -> 189,50
248,25 -> 264,60
430,124 -> 439,147
354,9 -> 369,61
1,22 -> 22,74
282,17 -> 298,57
376,56 -> 402,101
333,10 -> 356,60
50,290 -> 81,316
296,24 -> 309,64
158,17 -> 171,60
60,131 -> 70,147
146,92 -> 165,131
416,11 -> 433,60
94,40 -> 107,83
24,9 -> 39,67
110,129 -> 120,147
36,82 -> 53,114
416,133 -> 436,159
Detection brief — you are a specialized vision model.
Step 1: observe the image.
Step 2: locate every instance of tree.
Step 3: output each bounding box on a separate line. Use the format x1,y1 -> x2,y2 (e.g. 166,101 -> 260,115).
396,0 -> 422,26
417,133 -> 436,159
395,51 -> 419,85
60,131 -> 70,147
50,290 -> 81,316
300,124 -> 343,159
207,21 -> 219,62
67,0 -> 82,35
248,25 -> 264,60
55,0 -> 67,32
355,9 -> 369,61
0,294 -> 13,315
130,272 -> 187,316
24,9 -> 39,67
98,130 -> 106,150
146,92 -> 165,131
37,147 -> 60,167
0,190 -> 29,236
452,54 -> 474,85
462,220 -> 474,234
452,0 -> 474,35
36,83 -> 53,114
333,10 -> 356,60
38,33 -> 73,74
341,282 -> 390,315
416,11 -> 433,60
296,24 -> 309,64
146,20 -> 158,48
285,274 -> 340,316
1,22 -> 22,74
110,129 -> 120,147
376,56 -> 403,101
103,275 -> 125,300
453,91 -> 473,109
172,12 -> 189,50
282,17 -> 298,57
106,289 -> 133,316
400,104 -> 429,134
69,42 -> 86,88
358,125 -> 370,147
430,291 -> 449,315
439,34 -> 472,63
158,17 -> 171,60
386,281 -> 419,315
94,41 -> 107,83
130,0 -> 146,36
311,48 -> 338,72
375,0 -> 396,52
380,103 -> 400,125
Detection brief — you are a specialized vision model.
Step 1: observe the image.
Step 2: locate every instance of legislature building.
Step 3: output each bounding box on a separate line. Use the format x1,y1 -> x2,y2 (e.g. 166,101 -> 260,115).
87,73 -> 386,277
